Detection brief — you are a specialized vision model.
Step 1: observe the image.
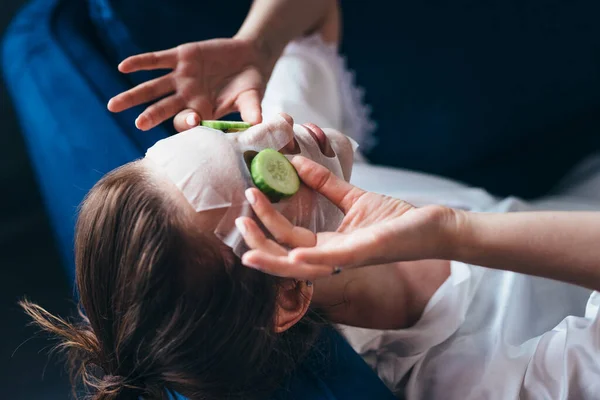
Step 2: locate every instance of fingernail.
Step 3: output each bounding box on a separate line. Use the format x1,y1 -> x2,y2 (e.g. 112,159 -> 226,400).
245,189 -> 256,205
186,114 -> 198,126
306,280 -> 313,287
235,218 -> 247,235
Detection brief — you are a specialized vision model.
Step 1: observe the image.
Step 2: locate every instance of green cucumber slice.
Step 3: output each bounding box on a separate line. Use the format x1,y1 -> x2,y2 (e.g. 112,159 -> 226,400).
251,149 -> 300,201
201,120 -> 251,133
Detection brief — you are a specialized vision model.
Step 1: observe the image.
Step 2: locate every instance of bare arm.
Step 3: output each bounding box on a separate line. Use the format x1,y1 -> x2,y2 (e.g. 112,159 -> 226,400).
451,211 -> 600,291
108,0 -> 339,130
235,0 -> 340,65
242,157 -> 600,294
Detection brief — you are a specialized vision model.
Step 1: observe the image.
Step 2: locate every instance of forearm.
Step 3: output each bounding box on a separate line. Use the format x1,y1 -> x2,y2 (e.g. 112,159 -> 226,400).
235,0 -> 337,64
451,211 -> 600,291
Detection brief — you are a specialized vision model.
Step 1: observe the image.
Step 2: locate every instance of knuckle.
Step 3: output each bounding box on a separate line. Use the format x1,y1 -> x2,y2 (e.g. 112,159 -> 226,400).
272,230 -> 291,245
143,82 -> 157,99
175,45 -> 186,59
142,112 -> 154,126
149,53 -> 160,65
153,105 -> 166,120
313,168 -> 332,192
176,44 -> 193,57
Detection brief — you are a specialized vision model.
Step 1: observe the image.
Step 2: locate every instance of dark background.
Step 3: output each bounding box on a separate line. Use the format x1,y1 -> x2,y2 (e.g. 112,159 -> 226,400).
1,0 -> 73,398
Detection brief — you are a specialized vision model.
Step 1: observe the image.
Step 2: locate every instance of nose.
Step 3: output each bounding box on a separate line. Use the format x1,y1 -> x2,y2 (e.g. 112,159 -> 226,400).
279,113 -> 294,126
273,113 -> 298,154
237,114 -> 296,152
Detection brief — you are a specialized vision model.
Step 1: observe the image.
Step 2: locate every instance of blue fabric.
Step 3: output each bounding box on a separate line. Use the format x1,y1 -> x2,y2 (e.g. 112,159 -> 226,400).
338,1 -> 600,198
165,328 -> 396,400
274,327 -> 396,400
1,0 -> 396,398
2,0 -> 168,277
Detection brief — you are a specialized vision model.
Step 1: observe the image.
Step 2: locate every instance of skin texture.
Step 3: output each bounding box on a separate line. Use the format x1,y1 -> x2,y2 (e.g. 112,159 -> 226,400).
240,157 -> 454,278
107,0 -> 340,131
239,156 -> 600,294
451,211 -> 600,292
145,114 -> 448,331
145,114 -> 391,331
238,185 -> 450,329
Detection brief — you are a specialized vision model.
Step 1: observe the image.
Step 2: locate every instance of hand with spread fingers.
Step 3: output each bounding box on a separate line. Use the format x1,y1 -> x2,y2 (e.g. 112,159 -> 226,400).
106,0 -> 340,133
107,38 -> 270,132
236,156 -> 457,281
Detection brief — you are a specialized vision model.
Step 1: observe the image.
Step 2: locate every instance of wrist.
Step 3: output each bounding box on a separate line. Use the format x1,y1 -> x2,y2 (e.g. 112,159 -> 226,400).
442,208 -> 475,262
434,207 -> 471,261
234,28 -> 287,72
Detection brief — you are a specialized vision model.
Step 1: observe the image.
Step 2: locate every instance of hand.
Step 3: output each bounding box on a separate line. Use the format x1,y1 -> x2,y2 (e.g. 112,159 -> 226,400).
236,156 -> 458,280
107,37 -> 272,131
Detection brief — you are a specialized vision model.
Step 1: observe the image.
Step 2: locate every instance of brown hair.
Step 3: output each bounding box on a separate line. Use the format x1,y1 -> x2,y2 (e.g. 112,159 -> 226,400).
21,162 -> 321,399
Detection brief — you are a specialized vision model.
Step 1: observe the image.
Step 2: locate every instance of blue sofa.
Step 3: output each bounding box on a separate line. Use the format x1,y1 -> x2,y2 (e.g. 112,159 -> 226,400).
1,0 -> 396,398
2,0 -> 168,277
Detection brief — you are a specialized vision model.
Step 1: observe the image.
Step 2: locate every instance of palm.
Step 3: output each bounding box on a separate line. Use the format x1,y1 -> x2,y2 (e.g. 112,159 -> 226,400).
173,40 -> 267,119
337,192 -> 414,231
313,195 -> 444,266
108,38 -> 268,130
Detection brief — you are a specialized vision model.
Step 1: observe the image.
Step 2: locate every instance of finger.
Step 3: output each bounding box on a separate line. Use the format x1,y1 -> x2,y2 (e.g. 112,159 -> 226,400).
118,49 -> 177,73
107,75 -> 174,113
135,96 -> 184,131
173,109 -> 200,131
236,90 -> 263,125
245,188 -> 316,248
236,217 -> 287,255
291,156 -> 366,214
242,250 -> 335,281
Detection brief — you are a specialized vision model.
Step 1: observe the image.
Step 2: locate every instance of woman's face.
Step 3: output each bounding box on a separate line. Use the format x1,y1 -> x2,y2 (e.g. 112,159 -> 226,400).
143,114 -> 355,237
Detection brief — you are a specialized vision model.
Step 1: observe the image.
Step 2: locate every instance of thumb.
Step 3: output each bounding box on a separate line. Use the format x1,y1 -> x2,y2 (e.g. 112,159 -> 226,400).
291,156 -> 366,214
236,90 -> 263,125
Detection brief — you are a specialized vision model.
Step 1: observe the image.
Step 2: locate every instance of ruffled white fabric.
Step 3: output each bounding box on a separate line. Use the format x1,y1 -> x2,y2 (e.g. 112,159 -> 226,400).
339,194 -> 600,399
262,34 -> 376,153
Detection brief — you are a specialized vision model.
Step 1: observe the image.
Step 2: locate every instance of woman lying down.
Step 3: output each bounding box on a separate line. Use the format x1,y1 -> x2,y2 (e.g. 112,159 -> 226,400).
23,114 -> 367,399
24,33 -> 600,400
22,112 -> 600,400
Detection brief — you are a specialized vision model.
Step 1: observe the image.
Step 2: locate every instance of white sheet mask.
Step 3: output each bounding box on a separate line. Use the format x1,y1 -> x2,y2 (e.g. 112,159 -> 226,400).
145,115 -> 357,257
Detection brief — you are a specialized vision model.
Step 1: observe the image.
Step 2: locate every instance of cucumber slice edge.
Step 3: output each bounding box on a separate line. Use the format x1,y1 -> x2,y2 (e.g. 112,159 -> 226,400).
250,149 -> 300,201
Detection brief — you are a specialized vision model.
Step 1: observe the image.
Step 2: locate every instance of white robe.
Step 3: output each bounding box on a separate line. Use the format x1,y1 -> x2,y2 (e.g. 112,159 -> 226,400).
262,34 -> 600,400
345,165 -> 600,399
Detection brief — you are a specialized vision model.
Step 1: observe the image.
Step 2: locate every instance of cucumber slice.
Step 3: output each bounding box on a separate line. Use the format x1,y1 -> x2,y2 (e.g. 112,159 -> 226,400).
201,120 -> 251,133
251,149 -> 300,201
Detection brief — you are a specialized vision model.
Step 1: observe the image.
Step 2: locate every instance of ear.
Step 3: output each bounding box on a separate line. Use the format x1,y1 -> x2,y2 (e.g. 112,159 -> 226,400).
274,280 -> 313,333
